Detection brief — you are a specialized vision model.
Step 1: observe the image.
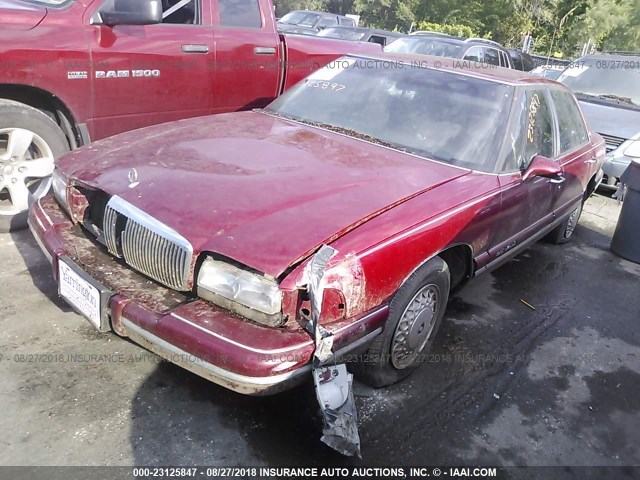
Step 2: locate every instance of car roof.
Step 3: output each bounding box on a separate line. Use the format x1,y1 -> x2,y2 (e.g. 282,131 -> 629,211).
579,53 -> 640,61
287,10 -> 348,17
325,26 -> 403,36
402,35 -> 508,51
347,52 -> 563,86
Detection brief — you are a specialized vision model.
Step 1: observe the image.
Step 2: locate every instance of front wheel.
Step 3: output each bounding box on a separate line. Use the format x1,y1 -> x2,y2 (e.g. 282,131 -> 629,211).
0,100 -> 69,233
355,256 -> 450,388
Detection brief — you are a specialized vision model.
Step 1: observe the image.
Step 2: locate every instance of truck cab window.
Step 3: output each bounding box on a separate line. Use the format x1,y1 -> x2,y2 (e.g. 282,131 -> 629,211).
219,0 -> 262,27
161,0 -> 199,24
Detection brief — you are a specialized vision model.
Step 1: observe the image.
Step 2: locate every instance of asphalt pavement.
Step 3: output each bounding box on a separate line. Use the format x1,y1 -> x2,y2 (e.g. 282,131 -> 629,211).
0,193 -> 638,472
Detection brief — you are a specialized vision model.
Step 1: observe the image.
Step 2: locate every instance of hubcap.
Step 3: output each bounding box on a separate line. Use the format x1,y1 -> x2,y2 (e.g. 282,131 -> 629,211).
564,205 -> 580,238
0,128 -> 55,216
391,284 -> 439,369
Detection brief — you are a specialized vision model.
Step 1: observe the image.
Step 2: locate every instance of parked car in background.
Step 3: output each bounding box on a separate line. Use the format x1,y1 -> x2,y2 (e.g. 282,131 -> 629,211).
557,53 -> 640,190
277,10 -> 355,35
409,30 -> 455,37
0,0 -> 379,232
317,26 -> 405,47
385,34 -> 514,68
531,65 -> 565,80
30,53 -> 604,395
507,48 -> 535,71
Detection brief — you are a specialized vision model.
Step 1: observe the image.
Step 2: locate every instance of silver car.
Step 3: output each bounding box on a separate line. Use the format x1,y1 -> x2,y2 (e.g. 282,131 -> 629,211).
558,54 -> 640,190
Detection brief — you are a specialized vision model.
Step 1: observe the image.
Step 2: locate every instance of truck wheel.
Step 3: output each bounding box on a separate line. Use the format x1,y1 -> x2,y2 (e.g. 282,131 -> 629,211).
546,201 -> 583,245
0,100 -> 69,233
356,257 -> 450,388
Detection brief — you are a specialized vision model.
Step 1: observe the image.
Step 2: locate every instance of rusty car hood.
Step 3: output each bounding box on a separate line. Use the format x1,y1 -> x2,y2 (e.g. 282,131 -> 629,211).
58,112 -> 468,277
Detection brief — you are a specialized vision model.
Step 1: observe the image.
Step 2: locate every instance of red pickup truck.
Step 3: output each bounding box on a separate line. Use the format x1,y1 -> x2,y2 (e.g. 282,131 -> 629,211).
0,0 -> 378,231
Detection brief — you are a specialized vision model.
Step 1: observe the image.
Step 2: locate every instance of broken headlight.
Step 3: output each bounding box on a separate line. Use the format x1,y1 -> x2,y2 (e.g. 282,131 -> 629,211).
197,257 -> 282,324
52,168 -> 70,215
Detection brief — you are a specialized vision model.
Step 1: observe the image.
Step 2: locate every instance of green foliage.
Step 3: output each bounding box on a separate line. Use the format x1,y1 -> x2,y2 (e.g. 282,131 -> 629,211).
412,21 -> 477,38
274,0 -> 640,56
352,0 -> 418,31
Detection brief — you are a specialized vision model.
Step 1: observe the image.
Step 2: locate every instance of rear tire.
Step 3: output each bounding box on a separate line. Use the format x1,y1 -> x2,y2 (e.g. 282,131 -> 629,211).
546,201 -> 583,244
0,100 -> 69,233
355,256 -> 450,388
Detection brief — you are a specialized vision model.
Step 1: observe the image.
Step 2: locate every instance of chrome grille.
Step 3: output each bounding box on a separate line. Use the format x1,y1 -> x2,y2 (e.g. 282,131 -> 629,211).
103,196 -> 193,291
600,133 -> 626,153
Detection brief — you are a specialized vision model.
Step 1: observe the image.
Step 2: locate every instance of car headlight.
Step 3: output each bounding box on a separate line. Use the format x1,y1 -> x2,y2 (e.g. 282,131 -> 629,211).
624,140 -> 640,158
52,168 -> 69,214
197,257 -> 283,325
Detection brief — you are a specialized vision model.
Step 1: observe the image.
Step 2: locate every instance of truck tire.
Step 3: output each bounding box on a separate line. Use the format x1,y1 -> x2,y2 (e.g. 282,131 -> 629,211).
0,100 -> 69,233
355,256 -> 450,388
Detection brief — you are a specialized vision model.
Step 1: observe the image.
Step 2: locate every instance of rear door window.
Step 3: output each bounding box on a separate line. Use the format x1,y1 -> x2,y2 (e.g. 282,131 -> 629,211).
463,46 -> 482,63
318,16 -> 339,29
218,0 -> 262,27
369,35 -> 386,46
550,90 -> 590,153
483,48 -> 501,66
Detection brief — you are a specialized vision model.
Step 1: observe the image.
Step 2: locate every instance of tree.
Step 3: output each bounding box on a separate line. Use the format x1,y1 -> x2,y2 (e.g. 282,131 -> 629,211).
352,0 -> 418,31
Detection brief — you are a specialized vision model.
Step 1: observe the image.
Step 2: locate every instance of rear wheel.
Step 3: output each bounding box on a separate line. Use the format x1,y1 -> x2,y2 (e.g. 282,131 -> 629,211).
546,201 -> 583,244
355,256 -> 450,388
0,100 -> 69,233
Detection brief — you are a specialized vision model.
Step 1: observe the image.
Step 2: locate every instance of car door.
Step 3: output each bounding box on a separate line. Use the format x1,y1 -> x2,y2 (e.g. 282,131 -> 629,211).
211,0 -> 281,113
489,88 -> 561,261
548,88 -> 594,218
88,0 -> 214,140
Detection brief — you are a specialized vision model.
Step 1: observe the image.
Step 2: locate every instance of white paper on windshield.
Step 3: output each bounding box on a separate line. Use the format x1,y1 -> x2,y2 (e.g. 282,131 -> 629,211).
560,65 -> 589,78
307,58 -> 356,81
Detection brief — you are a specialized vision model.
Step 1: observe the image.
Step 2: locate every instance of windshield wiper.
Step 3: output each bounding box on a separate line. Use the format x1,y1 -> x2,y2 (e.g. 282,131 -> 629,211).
261,113 -> 464,164
596,94 -> 636,105
576,92 -> 637,106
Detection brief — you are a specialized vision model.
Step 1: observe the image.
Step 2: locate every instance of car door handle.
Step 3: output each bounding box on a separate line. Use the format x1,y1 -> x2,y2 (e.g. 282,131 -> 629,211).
584,158 -> 598,164
182,44 -> 209,53
254,46 -> 276,55
549,175 -> 566,184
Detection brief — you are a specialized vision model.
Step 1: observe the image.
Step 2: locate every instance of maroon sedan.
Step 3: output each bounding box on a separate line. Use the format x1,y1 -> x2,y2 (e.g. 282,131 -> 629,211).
29,53 -> 605,394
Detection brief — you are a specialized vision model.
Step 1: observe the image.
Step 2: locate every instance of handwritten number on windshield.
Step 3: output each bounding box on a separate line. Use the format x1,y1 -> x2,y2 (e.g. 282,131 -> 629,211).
306,80 -> 346,91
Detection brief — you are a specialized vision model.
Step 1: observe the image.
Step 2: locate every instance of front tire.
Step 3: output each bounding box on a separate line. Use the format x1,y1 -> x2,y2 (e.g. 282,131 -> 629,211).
356,256 -> 450,388
0,100 -> 69,233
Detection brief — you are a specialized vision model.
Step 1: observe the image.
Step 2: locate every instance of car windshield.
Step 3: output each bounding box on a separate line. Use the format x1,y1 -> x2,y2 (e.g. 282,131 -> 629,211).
279,11 -> 320,27
318,28 -> 366,41
264,57 -> 513,172
385,37 -> 463,58
558,58 -> 640,107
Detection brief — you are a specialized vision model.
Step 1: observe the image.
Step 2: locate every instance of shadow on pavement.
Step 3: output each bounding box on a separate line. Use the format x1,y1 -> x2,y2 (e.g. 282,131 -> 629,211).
125,223 -> 640,468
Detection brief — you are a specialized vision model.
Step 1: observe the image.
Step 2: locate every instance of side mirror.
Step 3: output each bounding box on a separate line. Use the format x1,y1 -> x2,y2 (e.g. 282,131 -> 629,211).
522,155 -> 562,181
93,0 -> 163,26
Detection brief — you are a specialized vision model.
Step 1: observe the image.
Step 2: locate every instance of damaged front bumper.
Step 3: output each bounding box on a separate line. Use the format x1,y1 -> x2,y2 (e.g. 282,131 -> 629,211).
28,195 -> 386,395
